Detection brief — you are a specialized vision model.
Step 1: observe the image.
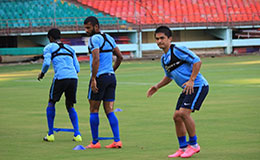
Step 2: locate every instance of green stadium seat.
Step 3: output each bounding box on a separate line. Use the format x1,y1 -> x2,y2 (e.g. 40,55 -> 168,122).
0,0 -> 129,29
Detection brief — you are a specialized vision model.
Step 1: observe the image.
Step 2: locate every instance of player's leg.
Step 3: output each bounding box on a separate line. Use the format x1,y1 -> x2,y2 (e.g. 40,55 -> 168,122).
86,76 -> 104,148
103,74 -> 122,148
179,86 -> 209,158
178,107 -> 200,158
44,101 -> 56,142
103,101 -> 122,148
44,79 -> 64,142
86,100 -> 101,148
64,79 -> 81,141
168,93 -> 188,157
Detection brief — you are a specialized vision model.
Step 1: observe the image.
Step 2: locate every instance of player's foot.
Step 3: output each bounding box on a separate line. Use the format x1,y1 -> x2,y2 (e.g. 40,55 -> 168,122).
73,135 -> 82,142
180,144 -> 200,158
85,142 -> 101,149
105,141 -> 122,148
43,134 -> 54,142
168,148 -> 185,158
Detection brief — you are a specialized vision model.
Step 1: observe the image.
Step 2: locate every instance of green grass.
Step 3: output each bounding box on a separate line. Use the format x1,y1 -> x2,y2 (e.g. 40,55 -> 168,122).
0,55 -> 260,160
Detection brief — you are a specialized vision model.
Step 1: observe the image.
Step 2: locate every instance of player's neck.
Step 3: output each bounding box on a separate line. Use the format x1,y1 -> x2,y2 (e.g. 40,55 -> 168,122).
163,45 -> 170,54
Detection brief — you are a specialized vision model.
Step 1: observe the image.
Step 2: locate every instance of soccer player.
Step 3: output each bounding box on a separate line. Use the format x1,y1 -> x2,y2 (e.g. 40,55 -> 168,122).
147,26 -> 209,158
84,16 -> 123,149
38,28 -> 82,142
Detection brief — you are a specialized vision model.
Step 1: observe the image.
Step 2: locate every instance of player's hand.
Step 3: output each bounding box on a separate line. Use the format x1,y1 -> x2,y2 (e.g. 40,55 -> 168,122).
147,86 -> 158,98
37,72 -> 45,81
91,78 -> 98,93
182,80 -> 194,95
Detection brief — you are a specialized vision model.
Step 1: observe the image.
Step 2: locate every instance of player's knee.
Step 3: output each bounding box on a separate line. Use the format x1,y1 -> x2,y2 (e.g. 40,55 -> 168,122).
66,100 -> 74,111
173,112 -> 182,122
179,110 -> 190,120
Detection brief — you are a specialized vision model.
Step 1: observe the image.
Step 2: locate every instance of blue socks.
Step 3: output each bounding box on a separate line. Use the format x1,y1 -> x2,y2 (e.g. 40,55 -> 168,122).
178,135 -> 198,148
90,113 -> 99,144
46,102 -> 55,135
189,135 -> 197,145
89,112 -> 120,143
178,136 -> 188,148
107,112 -> 120,142
68,107 -> 80,136
46,102 -> 80,137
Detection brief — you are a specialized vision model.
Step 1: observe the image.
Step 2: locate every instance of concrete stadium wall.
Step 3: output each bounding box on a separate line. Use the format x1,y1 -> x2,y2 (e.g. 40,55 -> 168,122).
1,26 -> 260,58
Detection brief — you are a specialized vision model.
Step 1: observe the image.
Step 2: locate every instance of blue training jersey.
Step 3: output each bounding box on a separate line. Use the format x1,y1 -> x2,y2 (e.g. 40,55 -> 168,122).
41,42 -> 80,80
161,45 -> 208,88
88,33 -> 117,77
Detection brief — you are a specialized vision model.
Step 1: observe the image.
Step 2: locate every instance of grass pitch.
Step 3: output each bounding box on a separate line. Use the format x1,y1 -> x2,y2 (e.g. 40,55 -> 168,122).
0,55 -> 260,160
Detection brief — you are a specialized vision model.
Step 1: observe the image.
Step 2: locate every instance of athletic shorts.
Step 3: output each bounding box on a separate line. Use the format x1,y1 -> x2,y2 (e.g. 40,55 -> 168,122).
176,85 -> 209,112
88,73 -> 116,101
49,78 -> 77,103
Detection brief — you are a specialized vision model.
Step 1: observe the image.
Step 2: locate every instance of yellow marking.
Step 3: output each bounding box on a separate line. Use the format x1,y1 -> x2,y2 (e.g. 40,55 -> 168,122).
205,60 -> 260,67
0,78 -> 15,81
224,78 -> 260,84
0,70 -> 53,78
232,60 -> 260,65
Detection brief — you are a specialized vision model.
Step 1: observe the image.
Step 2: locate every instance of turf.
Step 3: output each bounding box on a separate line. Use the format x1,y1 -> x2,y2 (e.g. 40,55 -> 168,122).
0,55 -> 260,160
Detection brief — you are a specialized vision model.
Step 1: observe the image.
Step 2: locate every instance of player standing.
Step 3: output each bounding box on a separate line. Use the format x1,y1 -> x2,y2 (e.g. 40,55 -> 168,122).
38,28 -> 82,142
84,16 -> 123,148
147,26 -> 209,158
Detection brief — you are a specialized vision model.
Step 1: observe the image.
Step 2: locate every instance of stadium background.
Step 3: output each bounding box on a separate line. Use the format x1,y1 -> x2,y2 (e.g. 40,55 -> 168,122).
0,0 -> 260,63
0,1 -> 260,160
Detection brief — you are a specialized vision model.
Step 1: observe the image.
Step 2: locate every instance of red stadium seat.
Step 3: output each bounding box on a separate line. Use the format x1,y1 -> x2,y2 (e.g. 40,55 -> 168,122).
74,0 -> 259,25
104,0 -> 111,13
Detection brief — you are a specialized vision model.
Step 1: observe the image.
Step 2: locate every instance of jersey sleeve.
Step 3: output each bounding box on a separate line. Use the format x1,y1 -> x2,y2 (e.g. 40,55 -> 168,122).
41,45 -> 52,74
174,46 -> 200,64
88,35 -> 103,52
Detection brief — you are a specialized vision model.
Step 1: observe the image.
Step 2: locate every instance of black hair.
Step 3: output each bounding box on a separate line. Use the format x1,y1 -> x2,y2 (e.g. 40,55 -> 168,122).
84,16 -> 99,27
154,26 -> 172,38
47,28 -> 61,40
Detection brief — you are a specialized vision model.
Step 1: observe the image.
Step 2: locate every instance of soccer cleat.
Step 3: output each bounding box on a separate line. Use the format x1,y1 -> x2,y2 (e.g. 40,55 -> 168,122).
105,141 -> 122,148
73,135 -> 82,142
85,142 -> 101,149
43,134 -> 54,142
168,149 -> 185,158
180,145 -> 200,158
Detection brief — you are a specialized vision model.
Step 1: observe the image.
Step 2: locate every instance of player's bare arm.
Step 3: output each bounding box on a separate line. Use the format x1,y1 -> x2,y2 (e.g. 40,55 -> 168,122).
113,47 -> 123,72
91,48 -> 100,93
182,61 -> 202,95
147,76 -> 172,97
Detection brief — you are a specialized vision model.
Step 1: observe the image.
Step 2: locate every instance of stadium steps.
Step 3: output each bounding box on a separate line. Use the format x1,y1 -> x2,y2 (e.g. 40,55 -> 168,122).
0,0 -> 127,29
76,0 -> 260,25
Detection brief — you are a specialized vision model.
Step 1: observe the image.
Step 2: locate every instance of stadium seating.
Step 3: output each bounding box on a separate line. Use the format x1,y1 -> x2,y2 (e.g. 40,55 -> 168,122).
77,0 -> 260,25
0,0 -> 259,30
0,0 -> 128,29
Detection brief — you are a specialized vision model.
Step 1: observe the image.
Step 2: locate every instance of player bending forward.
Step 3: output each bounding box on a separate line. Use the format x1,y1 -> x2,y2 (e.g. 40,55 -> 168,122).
147,26 -> 209,158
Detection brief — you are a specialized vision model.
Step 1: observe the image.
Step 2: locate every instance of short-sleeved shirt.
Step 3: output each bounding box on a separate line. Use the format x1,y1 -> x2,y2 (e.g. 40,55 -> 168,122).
41,42 -> 80,80
161,44 -> 208,88
88,33 -> 117,77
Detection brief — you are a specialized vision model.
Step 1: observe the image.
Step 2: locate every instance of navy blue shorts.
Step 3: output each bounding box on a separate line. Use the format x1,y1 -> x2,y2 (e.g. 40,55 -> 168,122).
88,73 -> 116,101
176,85 -> 209,112
49,78 -> 77,103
